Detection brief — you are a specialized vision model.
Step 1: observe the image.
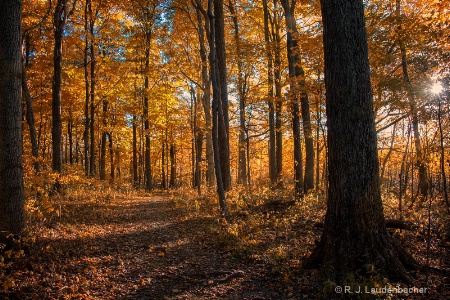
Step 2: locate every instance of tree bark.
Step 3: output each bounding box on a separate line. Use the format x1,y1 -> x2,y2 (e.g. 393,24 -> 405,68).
307,0 -> 417,283
0,0 -> 25,235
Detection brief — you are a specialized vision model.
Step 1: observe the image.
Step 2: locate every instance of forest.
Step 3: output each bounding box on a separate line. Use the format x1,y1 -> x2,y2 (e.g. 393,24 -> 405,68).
0,0 -> 449,299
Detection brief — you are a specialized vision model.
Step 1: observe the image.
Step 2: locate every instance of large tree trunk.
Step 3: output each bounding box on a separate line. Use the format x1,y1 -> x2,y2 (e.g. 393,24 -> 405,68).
0,0 -> 25,235
307,0 -> 417,283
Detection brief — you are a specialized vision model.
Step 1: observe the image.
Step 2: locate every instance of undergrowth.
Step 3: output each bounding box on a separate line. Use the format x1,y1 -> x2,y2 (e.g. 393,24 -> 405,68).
2,172 -> 448,299
172,184 -> 449,299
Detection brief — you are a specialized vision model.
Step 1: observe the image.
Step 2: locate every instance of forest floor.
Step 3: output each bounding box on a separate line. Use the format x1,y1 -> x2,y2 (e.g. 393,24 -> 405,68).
1,189 -> 449,299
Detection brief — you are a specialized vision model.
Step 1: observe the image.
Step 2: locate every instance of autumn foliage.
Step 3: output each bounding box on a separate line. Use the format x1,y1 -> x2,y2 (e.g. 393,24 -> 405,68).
0,0 -> 449,298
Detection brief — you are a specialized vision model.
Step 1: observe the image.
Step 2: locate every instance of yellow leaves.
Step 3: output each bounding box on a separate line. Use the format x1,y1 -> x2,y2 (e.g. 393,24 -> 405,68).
2,249 -> 24,260
2,277 -> 15,291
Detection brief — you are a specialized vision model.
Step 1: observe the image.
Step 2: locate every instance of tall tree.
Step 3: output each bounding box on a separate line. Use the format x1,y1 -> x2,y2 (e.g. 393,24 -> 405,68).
88,0 -> 97,177
208,0 -> 228,217
273,1 -> 283,183
307,0 -> 417,282
214,0 -> 231,191
193,0 -> 215,187
263,0 -> 277,185
52,0 -> 76,172
0,0 -> 25,235
280,0 -> 314,193
228,0 -> 248,185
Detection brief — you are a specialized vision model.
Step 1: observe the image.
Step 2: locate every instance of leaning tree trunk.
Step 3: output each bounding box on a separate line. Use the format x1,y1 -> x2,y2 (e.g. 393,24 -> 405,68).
307,0 -> 418,283
0,0 -> 25,235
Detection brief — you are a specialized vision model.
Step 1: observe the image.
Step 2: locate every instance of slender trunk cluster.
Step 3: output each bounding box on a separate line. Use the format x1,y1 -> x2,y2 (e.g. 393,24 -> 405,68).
194,1 -> 215,187
207,0 -> 229,217
264,0 -> 284,186
396,0 -> 428,199
280,0 -> 314,195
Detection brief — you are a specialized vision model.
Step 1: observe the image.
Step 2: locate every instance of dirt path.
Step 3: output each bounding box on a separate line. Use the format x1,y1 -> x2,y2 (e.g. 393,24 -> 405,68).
5,194 -> 286,300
